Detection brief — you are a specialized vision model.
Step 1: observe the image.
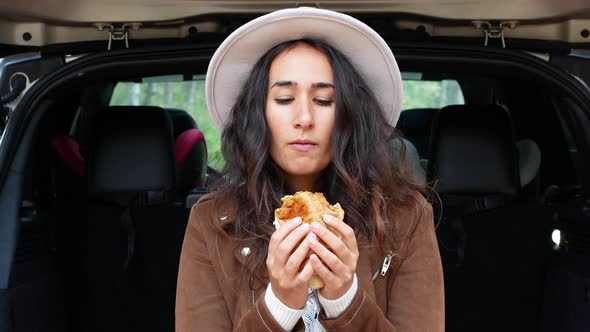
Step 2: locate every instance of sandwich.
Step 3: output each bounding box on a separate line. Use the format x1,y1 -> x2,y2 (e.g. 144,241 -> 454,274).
274,191 -> 345,289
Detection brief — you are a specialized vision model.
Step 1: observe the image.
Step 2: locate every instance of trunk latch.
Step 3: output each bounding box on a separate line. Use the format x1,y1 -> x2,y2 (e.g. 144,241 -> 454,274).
93,23 -> 142,50
472,21 -> 519,48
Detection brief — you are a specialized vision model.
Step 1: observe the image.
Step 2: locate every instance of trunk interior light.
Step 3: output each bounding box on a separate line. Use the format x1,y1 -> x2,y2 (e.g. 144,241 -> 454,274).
551,229 -> 561,248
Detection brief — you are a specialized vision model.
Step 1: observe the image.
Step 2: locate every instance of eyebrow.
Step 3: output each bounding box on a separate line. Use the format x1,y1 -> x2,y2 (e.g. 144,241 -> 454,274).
271,80 -> 296,88
311,82 -> 335,89
270,80 -> 335,89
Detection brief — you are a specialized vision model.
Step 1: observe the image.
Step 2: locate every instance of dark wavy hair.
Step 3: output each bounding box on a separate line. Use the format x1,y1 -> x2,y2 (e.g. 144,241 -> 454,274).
212,38 -> 427,280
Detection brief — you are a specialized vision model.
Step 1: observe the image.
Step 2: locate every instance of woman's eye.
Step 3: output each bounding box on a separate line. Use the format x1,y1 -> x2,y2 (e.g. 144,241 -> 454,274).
315,98 -> 334,106
274,98 -> 293,105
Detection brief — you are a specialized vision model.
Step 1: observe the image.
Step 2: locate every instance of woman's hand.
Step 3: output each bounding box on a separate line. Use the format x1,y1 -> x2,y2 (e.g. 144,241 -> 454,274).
267,217 -> 316,309
308,215 -> 359,300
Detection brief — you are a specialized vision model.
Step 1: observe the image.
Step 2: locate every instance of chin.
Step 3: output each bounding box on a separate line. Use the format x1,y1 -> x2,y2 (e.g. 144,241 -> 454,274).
285,168 -> 323,177
285,162 -> 330,177
275,156 -> 331,179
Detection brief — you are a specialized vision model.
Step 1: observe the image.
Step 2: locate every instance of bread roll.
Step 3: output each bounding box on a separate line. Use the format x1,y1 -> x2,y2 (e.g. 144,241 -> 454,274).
274,191 -> 345,289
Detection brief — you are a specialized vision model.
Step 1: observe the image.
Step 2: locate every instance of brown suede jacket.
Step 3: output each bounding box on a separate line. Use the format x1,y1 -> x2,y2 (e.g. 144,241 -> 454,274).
176,193 -> 444,331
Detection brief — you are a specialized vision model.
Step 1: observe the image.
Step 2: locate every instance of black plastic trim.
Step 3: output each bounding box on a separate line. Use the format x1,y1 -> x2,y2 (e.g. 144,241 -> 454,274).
0,100 -> 47,289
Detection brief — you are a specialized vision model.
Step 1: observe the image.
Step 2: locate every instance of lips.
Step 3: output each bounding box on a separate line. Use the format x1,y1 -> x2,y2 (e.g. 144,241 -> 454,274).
288,139 -> 318,152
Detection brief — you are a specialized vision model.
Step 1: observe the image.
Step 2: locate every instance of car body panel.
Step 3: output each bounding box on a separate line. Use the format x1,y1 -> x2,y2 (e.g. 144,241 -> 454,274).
0,0 -> 589,47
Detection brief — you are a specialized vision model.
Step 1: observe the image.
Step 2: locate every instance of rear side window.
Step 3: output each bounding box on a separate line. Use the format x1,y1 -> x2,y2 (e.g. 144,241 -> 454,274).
109,75 -> 224,169
402,73 -> 464,110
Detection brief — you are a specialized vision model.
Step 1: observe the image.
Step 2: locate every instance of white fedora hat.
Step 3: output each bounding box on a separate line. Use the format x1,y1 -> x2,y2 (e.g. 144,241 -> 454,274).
205,7 -> 403,130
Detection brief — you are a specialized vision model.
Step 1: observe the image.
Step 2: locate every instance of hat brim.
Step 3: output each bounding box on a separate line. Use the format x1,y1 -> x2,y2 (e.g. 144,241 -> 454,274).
206,7 -> 403,130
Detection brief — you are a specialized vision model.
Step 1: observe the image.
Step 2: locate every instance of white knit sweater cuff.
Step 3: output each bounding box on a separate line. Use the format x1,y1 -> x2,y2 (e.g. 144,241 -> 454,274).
264,283 -> 304,331
318,273 -> 358,318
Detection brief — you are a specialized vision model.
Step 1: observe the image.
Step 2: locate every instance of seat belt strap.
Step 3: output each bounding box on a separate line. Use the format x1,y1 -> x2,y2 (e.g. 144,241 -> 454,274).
451,216 -> 467,267
120,207 -> 135,270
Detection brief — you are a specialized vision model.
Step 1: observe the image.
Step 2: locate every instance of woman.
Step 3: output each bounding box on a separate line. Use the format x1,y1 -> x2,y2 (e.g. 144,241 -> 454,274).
176,7 -> 444,332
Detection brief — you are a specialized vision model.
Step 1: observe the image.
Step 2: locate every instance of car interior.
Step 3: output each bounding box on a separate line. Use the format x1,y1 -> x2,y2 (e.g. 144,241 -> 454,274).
1,30 -> 589,332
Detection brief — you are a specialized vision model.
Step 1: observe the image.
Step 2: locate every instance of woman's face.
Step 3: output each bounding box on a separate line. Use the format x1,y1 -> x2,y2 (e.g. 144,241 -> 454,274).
265,43 -> 336,191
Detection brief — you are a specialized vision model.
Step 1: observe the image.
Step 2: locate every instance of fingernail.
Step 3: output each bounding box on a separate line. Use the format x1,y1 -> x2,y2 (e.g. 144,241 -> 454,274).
311,222 -> 321,230
322,215 -> 330,222
301,223 -> 310,231
292,217 -> 302,225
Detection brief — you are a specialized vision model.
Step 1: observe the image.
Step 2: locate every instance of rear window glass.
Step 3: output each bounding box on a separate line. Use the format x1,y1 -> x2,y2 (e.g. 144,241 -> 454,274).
402,73 -> 465,110
109,75 -> 224,170
110,73 -> 465,169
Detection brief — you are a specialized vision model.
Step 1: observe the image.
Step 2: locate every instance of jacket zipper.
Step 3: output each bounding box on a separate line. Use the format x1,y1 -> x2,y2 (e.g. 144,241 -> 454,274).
372,251 -> 395,280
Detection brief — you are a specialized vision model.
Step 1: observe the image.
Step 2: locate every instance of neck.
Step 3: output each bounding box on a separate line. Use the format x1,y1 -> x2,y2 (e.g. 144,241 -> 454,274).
286,173 -> 321,193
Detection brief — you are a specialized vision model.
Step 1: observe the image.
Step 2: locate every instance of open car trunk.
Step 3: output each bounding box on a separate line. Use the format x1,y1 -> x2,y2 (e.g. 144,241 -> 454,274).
0,40 -> 589,332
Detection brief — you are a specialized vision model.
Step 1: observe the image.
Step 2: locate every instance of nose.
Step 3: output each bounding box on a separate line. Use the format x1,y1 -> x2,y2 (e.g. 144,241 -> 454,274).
293,98 -> 313,129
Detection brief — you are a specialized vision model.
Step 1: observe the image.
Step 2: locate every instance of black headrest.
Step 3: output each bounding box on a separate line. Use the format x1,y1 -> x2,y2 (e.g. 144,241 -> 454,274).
165,108 -> 198,138
397,108 -> 438,136
429,104 -> 520,196
77,83 -> 116,146
88,106 -> 175,196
